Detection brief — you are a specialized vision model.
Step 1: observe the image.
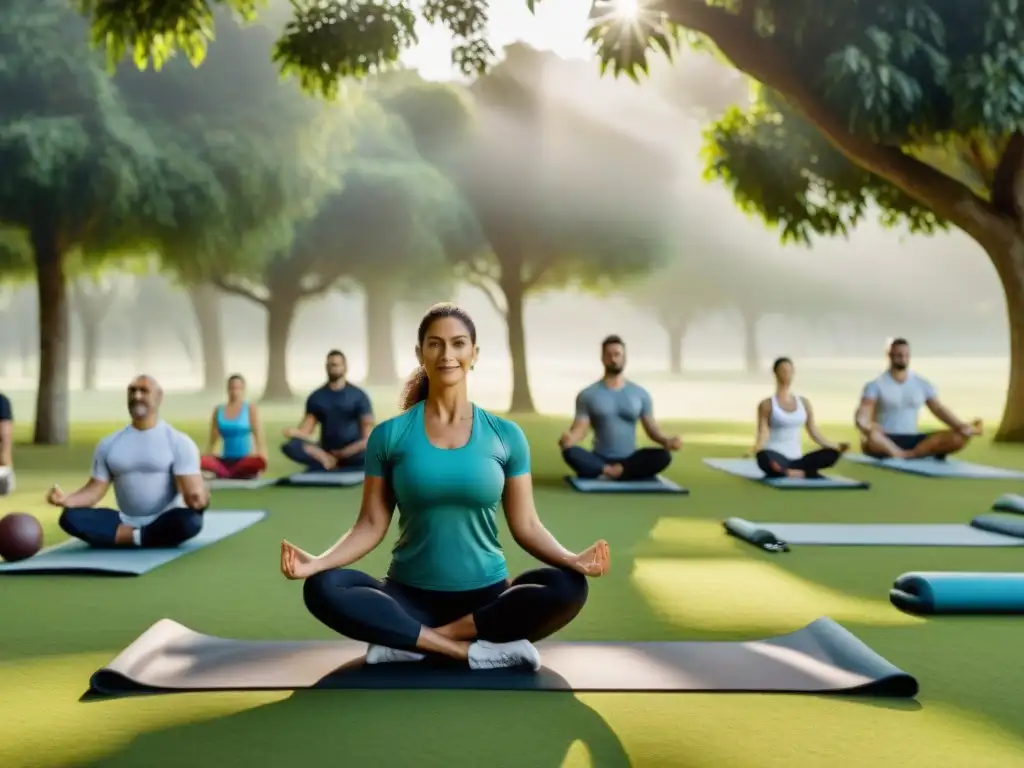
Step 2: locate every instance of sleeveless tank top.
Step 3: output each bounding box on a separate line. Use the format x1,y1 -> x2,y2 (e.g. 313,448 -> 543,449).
762,395 -> 806,460
217,403 -> 252,459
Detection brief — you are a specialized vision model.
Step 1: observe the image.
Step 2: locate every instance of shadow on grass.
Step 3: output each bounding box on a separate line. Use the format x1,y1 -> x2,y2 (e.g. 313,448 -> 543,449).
80,689 -> 632,768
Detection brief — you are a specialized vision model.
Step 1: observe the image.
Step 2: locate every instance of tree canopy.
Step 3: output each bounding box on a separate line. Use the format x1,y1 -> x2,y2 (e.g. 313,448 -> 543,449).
54,0 -> 1024,435
293,97 -> 471,384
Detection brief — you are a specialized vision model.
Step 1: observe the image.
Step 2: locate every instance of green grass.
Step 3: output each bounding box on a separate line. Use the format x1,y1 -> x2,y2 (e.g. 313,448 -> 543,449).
3,414 -> 1024,767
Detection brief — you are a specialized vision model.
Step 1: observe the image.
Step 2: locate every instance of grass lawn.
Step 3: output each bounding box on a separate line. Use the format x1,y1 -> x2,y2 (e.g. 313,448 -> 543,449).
2,413 -> 1024,767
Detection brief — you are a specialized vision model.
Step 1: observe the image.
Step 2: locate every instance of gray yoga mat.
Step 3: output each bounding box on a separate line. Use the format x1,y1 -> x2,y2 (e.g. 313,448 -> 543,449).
277,470 -> 365,487
703,458 -> 869,489
0,510 -> 266,575
564,475 -> 688,494
206,477 -> 277,490
844,453 -> 1024,479
87,616 -> 917,697
724,516 -> 1024,551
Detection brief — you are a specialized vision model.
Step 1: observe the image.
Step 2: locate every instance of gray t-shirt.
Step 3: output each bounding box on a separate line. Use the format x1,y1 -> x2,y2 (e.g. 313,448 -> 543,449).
91,421 -> 201,526
575,381 -> 652,460
862,371 -> 937,435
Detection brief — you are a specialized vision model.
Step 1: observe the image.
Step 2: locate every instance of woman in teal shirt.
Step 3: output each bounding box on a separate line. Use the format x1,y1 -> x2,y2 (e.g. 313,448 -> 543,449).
281,303 -> 609,670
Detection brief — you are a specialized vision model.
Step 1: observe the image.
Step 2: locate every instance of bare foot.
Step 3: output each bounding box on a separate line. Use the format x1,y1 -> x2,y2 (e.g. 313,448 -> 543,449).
601,463 -> 623,479
434,614 -> 477,641
114,524 -> 137,546
785,468 -> 806,479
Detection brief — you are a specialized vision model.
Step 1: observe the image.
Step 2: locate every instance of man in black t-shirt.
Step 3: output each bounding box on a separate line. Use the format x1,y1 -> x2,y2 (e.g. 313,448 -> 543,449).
281,350 -> 374,471
0,392 -> 13,494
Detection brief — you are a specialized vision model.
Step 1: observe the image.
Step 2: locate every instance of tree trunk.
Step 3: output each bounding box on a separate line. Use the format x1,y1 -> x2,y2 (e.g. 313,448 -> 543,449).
991,234 -> 1024,442
501,268 -> 535,414
363,277 -> 398,385
32,230 -> 70,444
741,310 -> 760,375
70,281 -> 111,392
186,283 -> 226,392
262,291 -> 299,401
667,322 -> 687,375
19,287 -> 35,378
80,314 -> 99,391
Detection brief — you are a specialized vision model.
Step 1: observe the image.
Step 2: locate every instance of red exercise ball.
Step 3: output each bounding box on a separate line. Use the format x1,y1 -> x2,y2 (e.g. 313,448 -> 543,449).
0,512 -> 44,562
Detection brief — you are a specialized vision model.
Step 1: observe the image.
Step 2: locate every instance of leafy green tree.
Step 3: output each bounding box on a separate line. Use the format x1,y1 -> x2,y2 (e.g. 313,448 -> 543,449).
90,1 -> 1024,436
628,260 -> 725,375
617,2 -> 1021,438
297,119 -> 469,385
382,49 -> 675,412
210,109 -> 356,401
68,259 -> 146,391
0,0 -> 183,443
114,10 -> 325,394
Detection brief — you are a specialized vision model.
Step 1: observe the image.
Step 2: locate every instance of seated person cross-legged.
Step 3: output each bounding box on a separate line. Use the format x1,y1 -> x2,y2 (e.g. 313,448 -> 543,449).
200,374 -> 268,480
750,357 -> 849,478
0,390 -> 13,495
281,303 -> 609,670
282,349 -> 374,472
855,337 -> 982,460
560,335 -> 681,481
47,375 -> 208,549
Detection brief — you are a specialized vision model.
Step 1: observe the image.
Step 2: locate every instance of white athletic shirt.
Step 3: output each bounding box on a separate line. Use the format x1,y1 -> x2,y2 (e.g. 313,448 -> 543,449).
762,395 -> 806,460
90,421 -> 201,527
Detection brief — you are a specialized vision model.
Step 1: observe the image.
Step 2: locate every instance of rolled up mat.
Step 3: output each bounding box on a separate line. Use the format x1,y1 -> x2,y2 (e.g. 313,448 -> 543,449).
992,493 -> 1024,514
890,571 -> 1024,615
970,512 -> 1024,539
722,517 -> 789,552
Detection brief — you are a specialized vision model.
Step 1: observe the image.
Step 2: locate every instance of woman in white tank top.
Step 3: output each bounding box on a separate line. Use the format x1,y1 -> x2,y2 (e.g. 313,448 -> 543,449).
749,357 -> 850,479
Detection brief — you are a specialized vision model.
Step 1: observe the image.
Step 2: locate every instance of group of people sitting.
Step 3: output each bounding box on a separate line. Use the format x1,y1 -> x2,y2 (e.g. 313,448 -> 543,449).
197,350 -> 373,481
5,306 -> 984,673
750,336 -> 982,479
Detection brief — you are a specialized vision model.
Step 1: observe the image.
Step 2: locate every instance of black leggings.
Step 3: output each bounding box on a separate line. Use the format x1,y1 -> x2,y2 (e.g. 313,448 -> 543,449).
562,446 -> 671,480
59,507 -> 203,548
303,566 -> 589,650
756,448 -> 840,478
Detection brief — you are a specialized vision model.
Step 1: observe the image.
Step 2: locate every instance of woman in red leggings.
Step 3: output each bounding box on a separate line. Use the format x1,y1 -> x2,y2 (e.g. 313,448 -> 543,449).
200,375 -> 269,479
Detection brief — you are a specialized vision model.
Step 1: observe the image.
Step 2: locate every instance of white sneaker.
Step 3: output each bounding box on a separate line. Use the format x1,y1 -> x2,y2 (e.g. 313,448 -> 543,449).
467,639 -> 542,671
0,467 -> 13,496
365,644 -> 425,664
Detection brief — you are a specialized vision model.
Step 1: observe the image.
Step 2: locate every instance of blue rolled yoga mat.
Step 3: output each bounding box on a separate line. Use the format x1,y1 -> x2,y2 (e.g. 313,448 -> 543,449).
890,571 -> 1024,615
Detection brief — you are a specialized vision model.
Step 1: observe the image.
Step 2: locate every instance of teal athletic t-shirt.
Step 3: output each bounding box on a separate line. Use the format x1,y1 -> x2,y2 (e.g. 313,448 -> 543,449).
364,401 -> 531,591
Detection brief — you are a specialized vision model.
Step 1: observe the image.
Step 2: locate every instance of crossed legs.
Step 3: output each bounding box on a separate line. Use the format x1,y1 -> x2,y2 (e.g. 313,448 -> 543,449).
200,455 -> 267,479
281,438 -> 365,472
756,448 -> 840,479
303,566 -> 588,663
861,421 -> 983,459
58,507 -> 204,548
562,446 -> 671,481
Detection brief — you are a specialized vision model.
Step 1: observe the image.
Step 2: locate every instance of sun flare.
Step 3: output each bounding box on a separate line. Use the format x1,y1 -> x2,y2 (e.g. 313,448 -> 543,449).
612,0 -> 642,21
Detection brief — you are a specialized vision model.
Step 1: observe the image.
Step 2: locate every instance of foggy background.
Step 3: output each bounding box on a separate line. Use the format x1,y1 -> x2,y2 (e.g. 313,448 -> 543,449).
0,24 -> 1007,425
